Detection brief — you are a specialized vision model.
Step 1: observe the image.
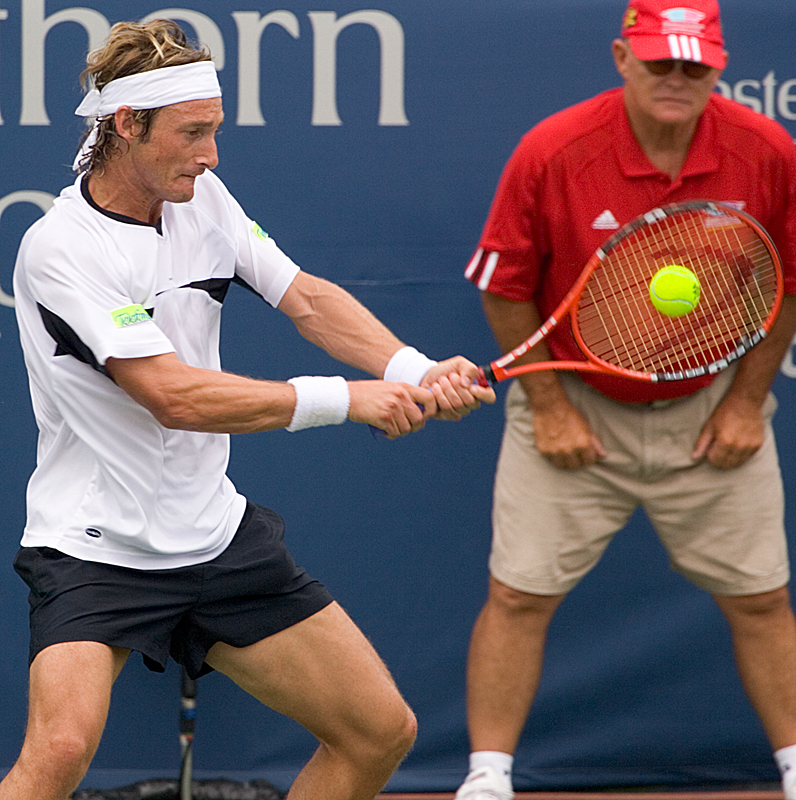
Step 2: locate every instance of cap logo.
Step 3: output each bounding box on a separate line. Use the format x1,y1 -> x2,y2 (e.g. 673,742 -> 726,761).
660,8 -> 706,36
623,8 -> 638,28
667,33 -> 702,62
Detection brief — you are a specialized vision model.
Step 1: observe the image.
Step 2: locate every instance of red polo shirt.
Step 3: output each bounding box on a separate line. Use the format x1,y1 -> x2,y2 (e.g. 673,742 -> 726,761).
466,87 -> 796,402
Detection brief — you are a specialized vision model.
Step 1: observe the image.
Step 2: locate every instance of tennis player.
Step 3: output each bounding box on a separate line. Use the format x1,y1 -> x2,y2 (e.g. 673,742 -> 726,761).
2,19 -> 494,800
457,0 -> 796,798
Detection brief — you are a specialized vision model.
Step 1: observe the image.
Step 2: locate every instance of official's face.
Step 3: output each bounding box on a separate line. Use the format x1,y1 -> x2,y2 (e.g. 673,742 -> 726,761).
612,39 -> 724,128
127,96 -> 224,204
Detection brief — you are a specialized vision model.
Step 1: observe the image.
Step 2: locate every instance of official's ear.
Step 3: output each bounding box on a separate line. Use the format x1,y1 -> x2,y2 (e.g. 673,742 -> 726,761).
612,38 -> 632,79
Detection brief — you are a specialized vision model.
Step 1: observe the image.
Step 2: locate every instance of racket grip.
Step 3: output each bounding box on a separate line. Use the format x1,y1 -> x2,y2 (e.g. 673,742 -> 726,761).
369,401 -> 426,440
372,372 -> 492,435
476,365 -> 496,386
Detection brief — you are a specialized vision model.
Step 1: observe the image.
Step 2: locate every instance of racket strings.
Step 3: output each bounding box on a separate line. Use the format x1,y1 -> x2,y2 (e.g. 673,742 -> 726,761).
576,208 -> 779,378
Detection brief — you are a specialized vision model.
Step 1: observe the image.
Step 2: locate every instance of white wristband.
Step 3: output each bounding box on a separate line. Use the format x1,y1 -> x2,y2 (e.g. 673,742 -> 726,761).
286,376 -> 350,432
383,346 -> 437,387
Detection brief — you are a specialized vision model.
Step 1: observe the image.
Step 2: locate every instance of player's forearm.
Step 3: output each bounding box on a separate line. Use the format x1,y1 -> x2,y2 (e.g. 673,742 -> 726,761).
108,353 -> 297,433
724,293 -> 796,407
279,271 -> 405,378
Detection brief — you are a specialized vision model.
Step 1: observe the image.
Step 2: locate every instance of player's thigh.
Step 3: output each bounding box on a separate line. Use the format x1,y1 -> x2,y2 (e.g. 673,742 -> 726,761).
205,602 -> 413,747
24,641 -> 129,751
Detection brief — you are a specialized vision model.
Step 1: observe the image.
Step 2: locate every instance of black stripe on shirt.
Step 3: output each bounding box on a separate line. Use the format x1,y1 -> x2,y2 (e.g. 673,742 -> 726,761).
156,276 -> 265,305
38,303 -> 109,377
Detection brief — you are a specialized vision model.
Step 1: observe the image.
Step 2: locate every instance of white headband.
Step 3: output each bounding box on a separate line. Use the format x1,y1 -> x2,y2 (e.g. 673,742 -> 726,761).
73,61 -> 221,170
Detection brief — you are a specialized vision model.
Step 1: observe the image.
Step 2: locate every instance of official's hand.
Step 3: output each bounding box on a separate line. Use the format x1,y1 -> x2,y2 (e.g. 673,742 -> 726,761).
348,380 -> 436,439
421,357 -> 496,421
532,399 -> 605,470
691,395 -> 765,469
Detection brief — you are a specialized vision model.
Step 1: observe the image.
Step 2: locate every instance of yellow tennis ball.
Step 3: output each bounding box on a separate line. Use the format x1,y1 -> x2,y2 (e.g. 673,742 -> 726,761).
649,264 -> 701,317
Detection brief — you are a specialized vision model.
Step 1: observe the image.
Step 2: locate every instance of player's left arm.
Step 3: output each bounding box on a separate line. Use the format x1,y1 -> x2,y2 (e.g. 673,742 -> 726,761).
276,270 -> 495,417
692,293 -> 796,469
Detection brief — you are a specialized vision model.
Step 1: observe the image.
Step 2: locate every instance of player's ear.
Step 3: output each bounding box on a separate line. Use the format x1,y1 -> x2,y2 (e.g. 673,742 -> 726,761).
114,106 -> 142,143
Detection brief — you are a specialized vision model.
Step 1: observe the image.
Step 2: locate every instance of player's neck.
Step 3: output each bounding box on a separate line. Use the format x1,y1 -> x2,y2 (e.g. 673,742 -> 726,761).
87,163 -> 164,226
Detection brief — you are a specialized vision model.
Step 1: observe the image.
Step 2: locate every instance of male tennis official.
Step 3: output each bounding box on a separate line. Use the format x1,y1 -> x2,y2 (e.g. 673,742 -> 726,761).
3,19 -> 495,800
457,0 -> 796,798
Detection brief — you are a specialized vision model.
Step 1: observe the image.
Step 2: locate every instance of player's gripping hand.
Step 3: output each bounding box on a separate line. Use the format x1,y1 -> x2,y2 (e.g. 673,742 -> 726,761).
348,380 -> 437,439
421,357 -> 496,421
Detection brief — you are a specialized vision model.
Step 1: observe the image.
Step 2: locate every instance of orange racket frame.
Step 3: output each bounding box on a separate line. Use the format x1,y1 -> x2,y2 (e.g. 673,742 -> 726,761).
477,201 -> 783,386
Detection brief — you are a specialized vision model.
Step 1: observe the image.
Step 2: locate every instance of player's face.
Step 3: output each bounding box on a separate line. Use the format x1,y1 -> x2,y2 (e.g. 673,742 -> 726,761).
127,97 -> 223,205
612,39 -> 723,128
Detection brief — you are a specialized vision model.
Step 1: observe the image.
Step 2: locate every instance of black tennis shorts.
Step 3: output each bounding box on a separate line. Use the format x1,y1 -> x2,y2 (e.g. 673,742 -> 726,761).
13,501 -> 334,678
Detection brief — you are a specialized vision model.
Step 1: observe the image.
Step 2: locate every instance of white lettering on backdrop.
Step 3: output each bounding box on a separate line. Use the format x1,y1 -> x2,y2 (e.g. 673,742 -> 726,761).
2,1 -> 407,128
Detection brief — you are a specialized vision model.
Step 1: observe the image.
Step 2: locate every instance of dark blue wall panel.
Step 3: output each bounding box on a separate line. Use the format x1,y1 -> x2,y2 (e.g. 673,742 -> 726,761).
1,0 -> 795,792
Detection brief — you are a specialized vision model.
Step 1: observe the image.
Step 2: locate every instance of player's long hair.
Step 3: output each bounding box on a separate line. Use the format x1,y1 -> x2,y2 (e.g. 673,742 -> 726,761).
76,20 -> 212,175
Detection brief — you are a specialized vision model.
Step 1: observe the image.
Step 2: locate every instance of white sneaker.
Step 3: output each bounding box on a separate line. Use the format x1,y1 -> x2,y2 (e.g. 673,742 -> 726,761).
784,780 -> 796,800
454,765 -> 514,800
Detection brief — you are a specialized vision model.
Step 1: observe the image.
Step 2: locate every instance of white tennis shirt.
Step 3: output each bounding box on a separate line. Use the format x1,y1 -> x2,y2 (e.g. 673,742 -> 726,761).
14,170 -> 300,569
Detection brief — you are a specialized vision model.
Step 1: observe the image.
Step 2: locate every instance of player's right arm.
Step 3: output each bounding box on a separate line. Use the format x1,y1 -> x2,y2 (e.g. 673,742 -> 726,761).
106,352 -> 435,438
481,290 -> 605,469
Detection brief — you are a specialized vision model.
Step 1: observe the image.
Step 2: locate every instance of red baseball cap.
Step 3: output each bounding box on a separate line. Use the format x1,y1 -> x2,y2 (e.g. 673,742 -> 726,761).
621,0 -> 727,70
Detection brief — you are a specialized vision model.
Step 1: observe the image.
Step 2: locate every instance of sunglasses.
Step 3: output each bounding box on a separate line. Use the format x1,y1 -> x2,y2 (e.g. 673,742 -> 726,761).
642,59 -> 713,79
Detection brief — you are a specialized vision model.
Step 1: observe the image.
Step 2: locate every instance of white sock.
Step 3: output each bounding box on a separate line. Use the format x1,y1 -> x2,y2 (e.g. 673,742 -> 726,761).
775,744 -> 796,798
469,751 -> 513,787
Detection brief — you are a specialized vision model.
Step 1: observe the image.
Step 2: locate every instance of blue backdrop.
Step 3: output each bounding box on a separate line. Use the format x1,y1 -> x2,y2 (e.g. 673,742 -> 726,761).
1,0 -> 795,793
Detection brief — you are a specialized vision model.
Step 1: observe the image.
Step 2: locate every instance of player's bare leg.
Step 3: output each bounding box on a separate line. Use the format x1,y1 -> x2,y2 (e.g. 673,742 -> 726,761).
0,642 -> 129,800
206,601 -> 417,800
713,587 -> 796,749
466,576 -> 566,754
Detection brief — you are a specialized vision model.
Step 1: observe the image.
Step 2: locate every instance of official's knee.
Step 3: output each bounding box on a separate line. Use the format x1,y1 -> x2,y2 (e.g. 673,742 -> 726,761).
714,586 -> 795,629
487,576 -> 565,620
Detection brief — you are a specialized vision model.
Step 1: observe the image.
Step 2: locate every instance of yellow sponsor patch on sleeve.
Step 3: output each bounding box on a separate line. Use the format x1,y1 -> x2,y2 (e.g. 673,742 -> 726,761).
252,222 -> 270,242
111,304 -> 151,328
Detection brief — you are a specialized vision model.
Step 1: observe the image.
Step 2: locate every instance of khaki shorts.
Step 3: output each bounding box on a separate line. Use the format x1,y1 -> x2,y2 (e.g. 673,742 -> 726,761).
491,366 -> 788,596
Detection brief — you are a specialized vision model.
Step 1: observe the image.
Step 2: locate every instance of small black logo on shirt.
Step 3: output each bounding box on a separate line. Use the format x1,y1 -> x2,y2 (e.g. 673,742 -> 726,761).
85,528 -> 102,539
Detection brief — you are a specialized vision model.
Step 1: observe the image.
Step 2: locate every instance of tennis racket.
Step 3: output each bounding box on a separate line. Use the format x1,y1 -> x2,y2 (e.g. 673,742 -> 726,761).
476,201 -> 783,386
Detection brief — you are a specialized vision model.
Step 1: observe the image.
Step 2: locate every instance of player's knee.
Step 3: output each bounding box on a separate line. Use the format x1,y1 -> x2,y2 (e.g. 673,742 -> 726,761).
394,702 -> 418,756
21,726 -> 96,785
347,696 -> 416,771
48,729 -> 95,771
373,697 -> 417,761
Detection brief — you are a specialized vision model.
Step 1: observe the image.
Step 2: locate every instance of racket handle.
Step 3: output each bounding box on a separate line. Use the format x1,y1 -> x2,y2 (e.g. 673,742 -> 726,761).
372,372 -> 493,436
369,401 -> 426,440
476,365 -> 496,386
